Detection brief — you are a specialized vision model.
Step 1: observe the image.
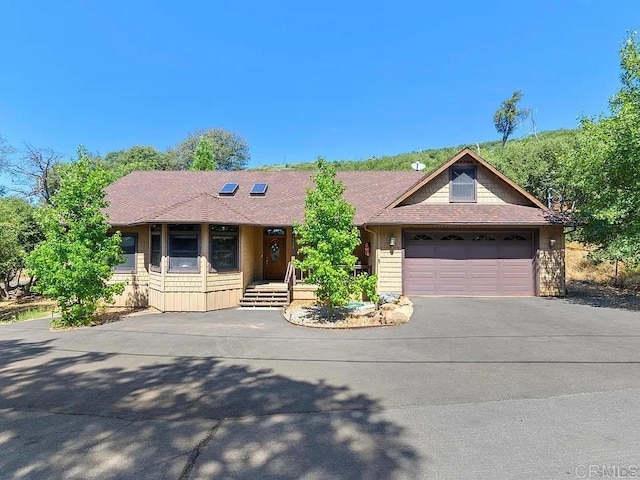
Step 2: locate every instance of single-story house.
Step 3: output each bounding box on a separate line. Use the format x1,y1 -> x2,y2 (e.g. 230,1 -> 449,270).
104,148 -> 567,311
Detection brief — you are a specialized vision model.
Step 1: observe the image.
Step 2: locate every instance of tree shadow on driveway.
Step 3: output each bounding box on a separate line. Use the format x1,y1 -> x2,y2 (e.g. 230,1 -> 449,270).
0,338 -> 419,479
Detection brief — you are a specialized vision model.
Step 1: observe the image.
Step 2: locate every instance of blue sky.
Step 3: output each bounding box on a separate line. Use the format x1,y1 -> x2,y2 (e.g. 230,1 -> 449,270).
0,0 -> 638,178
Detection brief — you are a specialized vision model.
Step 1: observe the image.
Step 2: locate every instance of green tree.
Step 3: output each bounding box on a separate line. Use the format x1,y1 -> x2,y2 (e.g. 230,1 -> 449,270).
0,198 -> 42,298
294,158 -> 376,316
189,137 -> 217,171
569,32 -> 640,265
26,147 -> 124,327
171,128 -> 250,170
100,145 -> 176,181
494,90 -> 529,146
485,130 -> 583,209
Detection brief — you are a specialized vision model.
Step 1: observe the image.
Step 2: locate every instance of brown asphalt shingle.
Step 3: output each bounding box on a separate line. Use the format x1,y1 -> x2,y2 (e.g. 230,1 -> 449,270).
105,169 -> 560,226
368,203 -> 554,225
104,170 -> 425,226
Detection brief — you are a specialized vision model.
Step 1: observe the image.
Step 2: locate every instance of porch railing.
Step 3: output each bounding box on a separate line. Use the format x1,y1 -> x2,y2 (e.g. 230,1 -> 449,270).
285,256 -> 372,286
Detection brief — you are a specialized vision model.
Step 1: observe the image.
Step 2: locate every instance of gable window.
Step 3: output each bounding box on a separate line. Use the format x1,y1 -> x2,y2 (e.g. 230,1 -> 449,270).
450,166 -> 477,202
168,224 -> 200,271
115,233 -> 137,272
210,225 -> 239,271
150,224 -> 162,269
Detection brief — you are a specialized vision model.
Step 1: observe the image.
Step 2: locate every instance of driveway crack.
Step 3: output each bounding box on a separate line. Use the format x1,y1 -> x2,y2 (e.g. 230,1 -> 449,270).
178,420 -> 223,480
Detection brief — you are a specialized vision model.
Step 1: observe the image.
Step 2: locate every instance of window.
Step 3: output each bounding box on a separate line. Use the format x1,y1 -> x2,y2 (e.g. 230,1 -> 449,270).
441,234 -> 465,241
168,224 -> 200,271
219,183 -> 239,195
472,234 -> 496,241
115,233 -> 136,271
250,183 -> 268,195
450,166 -> 476,202
151,224 -> 162,269
409,234 -> 433,241
504,234 -> 527,241
210,225 -> 239,271
264,227 -> 285,236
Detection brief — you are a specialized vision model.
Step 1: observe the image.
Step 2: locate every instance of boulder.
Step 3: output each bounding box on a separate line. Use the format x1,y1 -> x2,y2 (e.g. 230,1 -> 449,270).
381,303 -> 398,311
384,310 -> 409,325
379,293 -> 400,304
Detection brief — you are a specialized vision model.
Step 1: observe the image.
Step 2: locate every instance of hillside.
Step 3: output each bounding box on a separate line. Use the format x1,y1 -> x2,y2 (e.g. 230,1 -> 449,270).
253,129 -> 577,172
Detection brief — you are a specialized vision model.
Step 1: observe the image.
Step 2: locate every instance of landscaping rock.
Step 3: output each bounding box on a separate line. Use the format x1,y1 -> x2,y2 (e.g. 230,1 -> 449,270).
381,303 -> 398,311
379,293 -> 400,304
384,310 -> 409,325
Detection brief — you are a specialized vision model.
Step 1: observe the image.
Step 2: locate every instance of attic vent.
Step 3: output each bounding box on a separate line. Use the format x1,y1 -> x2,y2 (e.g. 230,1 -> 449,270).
250,183 -> 268,195
219,183 -> 239,195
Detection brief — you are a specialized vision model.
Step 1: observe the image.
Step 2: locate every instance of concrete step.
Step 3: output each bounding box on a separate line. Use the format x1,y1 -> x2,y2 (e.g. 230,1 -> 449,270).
239,299 -> 288,307
242,291 -> 289,298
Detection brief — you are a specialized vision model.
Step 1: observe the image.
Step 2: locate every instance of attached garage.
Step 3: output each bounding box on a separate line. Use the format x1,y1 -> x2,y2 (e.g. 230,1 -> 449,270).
403,231 -> 536,296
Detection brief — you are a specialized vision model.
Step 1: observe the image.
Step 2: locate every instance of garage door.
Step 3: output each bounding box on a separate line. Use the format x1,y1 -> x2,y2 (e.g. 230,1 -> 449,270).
403,231 -> 535,296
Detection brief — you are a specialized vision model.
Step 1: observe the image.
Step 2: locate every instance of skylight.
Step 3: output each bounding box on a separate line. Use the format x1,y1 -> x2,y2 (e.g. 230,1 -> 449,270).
219,183 -> 239,195
250,183 -> 268,195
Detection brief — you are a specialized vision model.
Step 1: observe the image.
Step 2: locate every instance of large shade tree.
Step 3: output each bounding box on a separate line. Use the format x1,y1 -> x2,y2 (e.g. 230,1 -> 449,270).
171,128 -> 249,170
0,198 -> 42,298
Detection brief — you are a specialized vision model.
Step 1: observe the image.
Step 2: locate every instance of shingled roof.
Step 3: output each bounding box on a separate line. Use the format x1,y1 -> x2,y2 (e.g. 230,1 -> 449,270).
105,149 -> 564,227
369,203 -> 555,225
104,170 -> 424,226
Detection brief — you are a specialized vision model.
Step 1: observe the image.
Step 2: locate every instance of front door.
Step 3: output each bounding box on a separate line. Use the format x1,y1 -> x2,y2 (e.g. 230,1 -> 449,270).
263,228 -> 287,280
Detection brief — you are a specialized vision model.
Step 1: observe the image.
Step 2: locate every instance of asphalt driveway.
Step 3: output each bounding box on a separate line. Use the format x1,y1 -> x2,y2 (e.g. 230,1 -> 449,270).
1,297 -> 640,479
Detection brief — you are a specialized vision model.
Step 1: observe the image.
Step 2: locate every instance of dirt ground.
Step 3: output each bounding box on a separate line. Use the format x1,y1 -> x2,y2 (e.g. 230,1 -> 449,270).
0,297 -> 57,323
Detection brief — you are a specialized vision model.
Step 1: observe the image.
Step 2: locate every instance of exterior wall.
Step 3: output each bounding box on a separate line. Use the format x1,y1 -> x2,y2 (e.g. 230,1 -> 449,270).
401,163 -> 530,206
241,226 -> 260,288
369,224 -> 566,298
110,225 -> 150,308
538,226 -> 566,296
292,284 -> 319,301
370,226 -> 403,294
143,223 -> 261,312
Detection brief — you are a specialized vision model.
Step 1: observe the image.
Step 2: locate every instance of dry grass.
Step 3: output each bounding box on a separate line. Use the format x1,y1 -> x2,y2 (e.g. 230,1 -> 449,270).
0,295 -> 155,327
566,242 -> 640,289
0,297 -> 57,324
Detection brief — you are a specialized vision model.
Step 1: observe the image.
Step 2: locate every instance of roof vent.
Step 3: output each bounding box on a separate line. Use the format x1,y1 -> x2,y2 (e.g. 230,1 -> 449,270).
219,183 -> 239,196
250,183 -> 268,195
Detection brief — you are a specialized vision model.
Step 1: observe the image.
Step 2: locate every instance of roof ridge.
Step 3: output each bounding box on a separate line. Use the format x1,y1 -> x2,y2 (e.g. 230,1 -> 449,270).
201,192 -> 258,224
148,191 -> 211,221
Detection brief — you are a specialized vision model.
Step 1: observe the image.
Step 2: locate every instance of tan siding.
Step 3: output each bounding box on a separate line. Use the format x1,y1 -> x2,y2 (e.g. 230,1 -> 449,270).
206,272 -> 243,290
164,273 -> 202,291
292,284 -> 319,301
206,289 -> 243,310
148,288 -> 164,311
402,170 -> 449,204
372,226 -> 403,294
538,226 -> 565,296
476,166 -> 529,205
240,226 -> 259,287
109,225 -> 150,307
401,163 -> 532,206
163,292 -> 206,312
